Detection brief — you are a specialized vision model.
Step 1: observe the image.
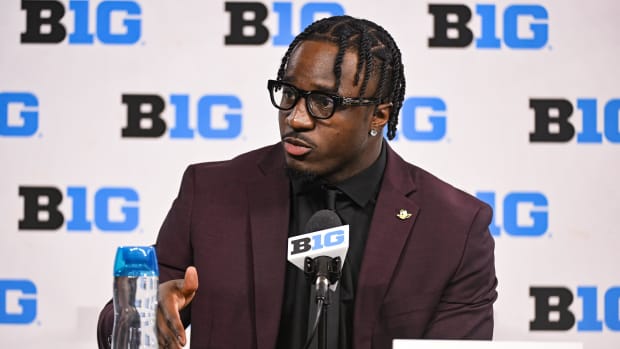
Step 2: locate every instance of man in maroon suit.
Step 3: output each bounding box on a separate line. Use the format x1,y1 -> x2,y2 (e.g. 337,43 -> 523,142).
98,15 -> 497,349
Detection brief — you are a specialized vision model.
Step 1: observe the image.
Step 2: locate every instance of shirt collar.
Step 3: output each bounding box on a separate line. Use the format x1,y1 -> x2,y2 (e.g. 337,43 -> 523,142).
290,142 -> 387,208
333,143 -> 386,207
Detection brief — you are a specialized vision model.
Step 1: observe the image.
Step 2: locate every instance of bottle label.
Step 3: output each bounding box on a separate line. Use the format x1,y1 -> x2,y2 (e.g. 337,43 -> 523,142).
112,276 -> 158,348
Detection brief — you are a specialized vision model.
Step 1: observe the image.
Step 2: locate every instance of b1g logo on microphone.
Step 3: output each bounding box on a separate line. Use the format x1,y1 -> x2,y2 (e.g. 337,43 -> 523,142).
476,191 -> 548,237
19,186 -> 139,232
530,98 -> 620,143
0,92 -> 38,137
0,280 -> 37,325
121,94 -> 242,139
290,228 -> 345,254
391,97 -> 447,142
287,225 -> 349,271
428,3 -> 549,49
225,1 -> 345,46
21,0 -> 142,45
531,286 -> 620,332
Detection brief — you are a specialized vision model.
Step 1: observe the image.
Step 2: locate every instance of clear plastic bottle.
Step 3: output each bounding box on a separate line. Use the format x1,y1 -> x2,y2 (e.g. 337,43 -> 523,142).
111,246 -> 159,349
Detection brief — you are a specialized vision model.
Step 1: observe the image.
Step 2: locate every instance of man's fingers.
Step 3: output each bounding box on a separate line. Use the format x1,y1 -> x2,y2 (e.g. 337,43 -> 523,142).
182,266 -> 199,297
156,267 -> 198,347
157,301 -> 184,348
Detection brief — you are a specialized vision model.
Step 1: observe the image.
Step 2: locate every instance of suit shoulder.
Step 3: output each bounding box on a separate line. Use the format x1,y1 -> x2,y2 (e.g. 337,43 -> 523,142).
405,162 -> 492,221
185,144 -> 280,179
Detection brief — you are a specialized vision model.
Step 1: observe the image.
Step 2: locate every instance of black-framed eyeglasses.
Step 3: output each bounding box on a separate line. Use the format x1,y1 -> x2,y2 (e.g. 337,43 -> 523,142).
267,79 -> 381,119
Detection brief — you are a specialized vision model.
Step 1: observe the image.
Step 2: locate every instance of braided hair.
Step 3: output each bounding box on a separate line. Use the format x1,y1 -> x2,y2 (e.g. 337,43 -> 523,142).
276,15 -> 406,140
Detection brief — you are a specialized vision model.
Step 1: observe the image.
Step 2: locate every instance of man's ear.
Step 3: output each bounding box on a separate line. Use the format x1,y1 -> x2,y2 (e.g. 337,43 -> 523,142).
371,102 -> 392,130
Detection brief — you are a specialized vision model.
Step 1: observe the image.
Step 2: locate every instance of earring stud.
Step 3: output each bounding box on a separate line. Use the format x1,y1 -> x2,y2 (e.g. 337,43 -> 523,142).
369,129 -> 378,137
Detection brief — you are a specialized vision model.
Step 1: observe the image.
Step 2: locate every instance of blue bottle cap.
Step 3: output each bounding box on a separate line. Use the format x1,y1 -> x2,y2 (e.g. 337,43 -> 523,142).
114,246 -> 159,277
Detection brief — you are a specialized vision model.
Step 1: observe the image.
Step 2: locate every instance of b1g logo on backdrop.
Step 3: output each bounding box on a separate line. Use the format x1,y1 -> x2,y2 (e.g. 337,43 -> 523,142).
476,191 -> 548,237
531,286 -> 620,332
428,3 -> 549,49
0,280 -> 37,325
19,186 -> 139,232
0,92 -> 38,137
530,98 -> 620,143
225,1 -> 344,46
121,94 -> 242,139
391,97 -> 447,142
21,0 -> 142,45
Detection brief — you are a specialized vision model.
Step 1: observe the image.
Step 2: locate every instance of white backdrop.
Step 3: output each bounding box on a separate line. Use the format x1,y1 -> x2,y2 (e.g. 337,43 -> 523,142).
1,0 -> 618,348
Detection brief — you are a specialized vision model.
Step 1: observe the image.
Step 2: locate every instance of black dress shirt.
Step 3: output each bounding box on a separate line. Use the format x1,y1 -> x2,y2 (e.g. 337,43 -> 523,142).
276,144 -> 387,349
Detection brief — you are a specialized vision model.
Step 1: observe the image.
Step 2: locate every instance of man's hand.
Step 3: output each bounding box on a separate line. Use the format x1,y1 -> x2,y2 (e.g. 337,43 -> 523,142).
157,266 -> 198,348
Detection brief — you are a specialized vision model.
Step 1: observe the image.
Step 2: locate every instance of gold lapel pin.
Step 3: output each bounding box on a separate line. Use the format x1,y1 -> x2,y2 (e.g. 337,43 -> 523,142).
396,209 -> 412,220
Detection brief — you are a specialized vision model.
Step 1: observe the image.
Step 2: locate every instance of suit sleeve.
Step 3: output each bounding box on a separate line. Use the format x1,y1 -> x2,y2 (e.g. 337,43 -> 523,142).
155,165 -> 196,326
156,165 -> 195,283
96,166 -> 197,348
96,300 -> 114,348
423,204 -> 498,339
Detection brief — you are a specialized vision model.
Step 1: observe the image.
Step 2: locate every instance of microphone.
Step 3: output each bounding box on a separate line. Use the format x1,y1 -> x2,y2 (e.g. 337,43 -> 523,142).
287,210 -> 349,293
289,210 -> 348,349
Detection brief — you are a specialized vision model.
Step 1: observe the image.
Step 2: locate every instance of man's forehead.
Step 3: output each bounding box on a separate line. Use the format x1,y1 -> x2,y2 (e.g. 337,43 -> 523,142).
285,40 -> 368,93
282,76 -> 339,94
291,39 -> 361,61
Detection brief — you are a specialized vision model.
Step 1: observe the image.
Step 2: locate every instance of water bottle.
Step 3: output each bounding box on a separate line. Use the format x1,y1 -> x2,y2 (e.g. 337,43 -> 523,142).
111,246 -> 159,348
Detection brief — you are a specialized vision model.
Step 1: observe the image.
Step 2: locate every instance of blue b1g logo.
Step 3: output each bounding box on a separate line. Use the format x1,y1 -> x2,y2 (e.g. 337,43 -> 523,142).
19,186 -> 139,232
476,191 -> 548,236
21,0 -> 142,44
531,286 -> 620,332
391,97 -> 447,142
121,94 -> 242,139
225,1 -> 345,46
428,3 -> 549,49
0,92 -> 38,137
530,98 -> 620,143
0,280 -> 37,325
398,97 -> 447,142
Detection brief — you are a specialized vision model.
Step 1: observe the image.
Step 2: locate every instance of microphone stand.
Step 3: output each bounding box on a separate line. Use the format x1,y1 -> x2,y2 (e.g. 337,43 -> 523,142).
305,256 -> 342,349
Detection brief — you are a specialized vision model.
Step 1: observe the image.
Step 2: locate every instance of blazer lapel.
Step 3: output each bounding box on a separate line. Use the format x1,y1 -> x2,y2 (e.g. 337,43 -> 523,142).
247,146 -> 290,349
354,145 -> 420,345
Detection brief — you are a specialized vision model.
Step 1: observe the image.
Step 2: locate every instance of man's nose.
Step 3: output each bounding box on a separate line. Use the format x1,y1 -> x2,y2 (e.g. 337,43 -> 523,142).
285,98 -> 315,130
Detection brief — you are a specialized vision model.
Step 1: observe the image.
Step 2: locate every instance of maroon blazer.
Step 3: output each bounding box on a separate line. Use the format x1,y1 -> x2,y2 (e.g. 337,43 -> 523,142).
98,143 -> 497,349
